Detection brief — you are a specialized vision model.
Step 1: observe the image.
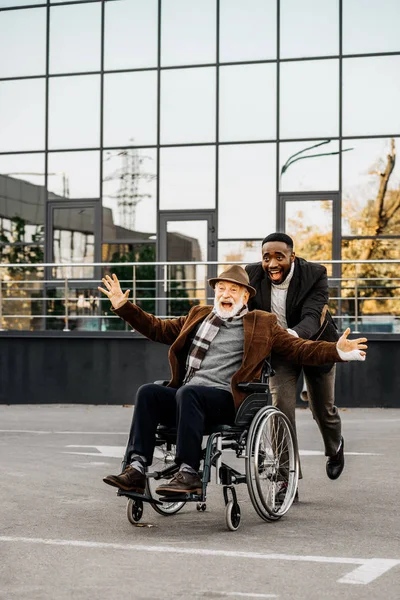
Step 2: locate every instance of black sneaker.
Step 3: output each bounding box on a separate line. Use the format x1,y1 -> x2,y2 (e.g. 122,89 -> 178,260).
103,466 -> 146,493
155,471 -> 202,495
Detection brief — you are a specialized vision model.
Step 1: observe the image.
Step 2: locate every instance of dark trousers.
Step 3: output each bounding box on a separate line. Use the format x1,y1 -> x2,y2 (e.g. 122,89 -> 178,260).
125,383 -> 235,472
270,355 -> 341,478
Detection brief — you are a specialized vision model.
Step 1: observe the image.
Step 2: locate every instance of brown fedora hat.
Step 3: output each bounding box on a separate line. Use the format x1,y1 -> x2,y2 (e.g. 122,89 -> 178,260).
208,265 -> 256,298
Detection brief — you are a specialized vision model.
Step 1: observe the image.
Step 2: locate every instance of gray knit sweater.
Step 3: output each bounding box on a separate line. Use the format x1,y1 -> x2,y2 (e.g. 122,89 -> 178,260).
185,318 -> 244,392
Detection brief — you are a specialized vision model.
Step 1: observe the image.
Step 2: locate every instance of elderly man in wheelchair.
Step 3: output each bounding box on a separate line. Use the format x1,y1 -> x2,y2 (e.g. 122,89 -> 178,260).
99,265 -> 367,530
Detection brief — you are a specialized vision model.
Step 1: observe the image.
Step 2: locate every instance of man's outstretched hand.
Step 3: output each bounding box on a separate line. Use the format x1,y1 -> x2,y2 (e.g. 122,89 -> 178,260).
337,328 -> 368,359
98,274 -> 130,310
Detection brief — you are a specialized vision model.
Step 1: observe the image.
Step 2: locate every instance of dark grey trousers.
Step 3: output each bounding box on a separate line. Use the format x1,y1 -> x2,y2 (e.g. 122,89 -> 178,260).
269,356 -> 341,478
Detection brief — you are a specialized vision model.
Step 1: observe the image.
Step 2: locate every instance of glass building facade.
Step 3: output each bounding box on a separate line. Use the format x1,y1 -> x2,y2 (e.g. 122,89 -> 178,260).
0,0 -> 399,329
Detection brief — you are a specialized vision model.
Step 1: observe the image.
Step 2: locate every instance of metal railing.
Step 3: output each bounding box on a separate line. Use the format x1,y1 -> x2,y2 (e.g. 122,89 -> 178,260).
0,259 -> 399,334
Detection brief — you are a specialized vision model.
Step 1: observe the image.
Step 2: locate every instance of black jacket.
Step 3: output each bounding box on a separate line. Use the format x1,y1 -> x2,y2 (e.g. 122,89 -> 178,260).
246,257 -> 338,343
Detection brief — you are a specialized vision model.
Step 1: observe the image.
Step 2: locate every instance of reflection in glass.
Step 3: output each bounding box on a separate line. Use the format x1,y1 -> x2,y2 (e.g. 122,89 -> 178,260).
343,57 -> 400,137
0,153 -> 45,187
218,144 -> 276,239
0,79 -> 45,152
219,0 -> 276,62
160,68 -> 216,144
104,0 -> 157,70
342,138 -> 400,237
52,206 -> 95,279
280,60 -> 339,139
219,64 -> 276,142
343,0 -> 400,54
285,199 -> 333,269
48,75 -> 100,149
279,140 -> 339,191
341,238 -> 400,332
0,8 -> 46,78
101,242 -> 157,325
103,72 -> 157,147
0,242 -> 44,332
49,3 -> 101,74
102,148 -> 157,238
48,151 -> 100,199
0,154 -> 45,249
218,240 -> 262,264
166,220 -> 207,315
160,146 -> 215,210
280,0 -> 338,58
161,0 -> 216,66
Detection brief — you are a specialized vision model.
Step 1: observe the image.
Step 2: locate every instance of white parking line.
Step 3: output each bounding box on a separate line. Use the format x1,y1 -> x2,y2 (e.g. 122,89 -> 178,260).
63,445 -> 382,459
0,536 -> 398,585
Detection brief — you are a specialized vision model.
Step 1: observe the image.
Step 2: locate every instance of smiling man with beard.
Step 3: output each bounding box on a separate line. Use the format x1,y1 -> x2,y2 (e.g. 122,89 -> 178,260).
246,233 -> 345,493
99,265 -> 366,497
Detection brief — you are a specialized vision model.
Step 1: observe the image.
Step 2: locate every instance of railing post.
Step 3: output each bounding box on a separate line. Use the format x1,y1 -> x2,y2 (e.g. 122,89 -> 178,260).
354,265 -> 359,333
63,277 -> 70,332
132,264 -> 136,305
0,275 -> 4,331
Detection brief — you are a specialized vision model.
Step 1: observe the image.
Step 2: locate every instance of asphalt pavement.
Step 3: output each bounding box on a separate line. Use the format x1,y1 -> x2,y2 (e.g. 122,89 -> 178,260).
0,404 -> 399,600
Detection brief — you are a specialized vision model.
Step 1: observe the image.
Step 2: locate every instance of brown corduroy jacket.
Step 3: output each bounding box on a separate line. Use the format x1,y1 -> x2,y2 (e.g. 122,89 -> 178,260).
115,302 -> 342,411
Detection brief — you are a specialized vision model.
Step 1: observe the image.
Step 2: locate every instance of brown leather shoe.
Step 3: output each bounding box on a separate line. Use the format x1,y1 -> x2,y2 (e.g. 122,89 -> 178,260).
155,470 -> 202,495
103,466 -> 145,493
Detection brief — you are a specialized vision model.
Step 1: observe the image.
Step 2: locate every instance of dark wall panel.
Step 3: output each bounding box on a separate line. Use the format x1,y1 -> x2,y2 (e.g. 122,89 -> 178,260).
0,336 -> 399,407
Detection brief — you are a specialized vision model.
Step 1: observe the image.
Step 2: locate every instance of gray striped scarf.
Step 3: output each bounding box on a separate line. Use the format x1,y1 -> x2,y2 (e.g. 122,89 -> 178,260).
183,305 -> 248,384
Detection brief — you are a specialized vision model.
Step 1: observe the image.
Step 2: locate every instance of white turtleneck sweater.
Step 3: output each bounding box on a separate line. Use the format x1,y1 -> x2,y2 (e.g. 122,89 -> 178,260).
270,261 -> 298,335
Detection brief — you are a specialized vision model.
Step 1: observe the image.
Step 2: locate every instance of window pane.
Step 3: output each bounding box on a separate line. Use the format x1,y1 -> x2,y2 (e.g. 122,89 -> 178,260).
219,144 -> 276,239
219,64 -> 276,142
279,140 -> 339,191
161,0 -> 216,66
342,138 -> 400,236
52,206 -> 95,279
343,0 -> 400,54
160,146 -> 215,210
280,0 -> 338,58
0,156 -> 45,238
0,79 -> 45,152
49,3 -> 101,74
103,72 -> 157,147
161,68 -> 216,144
219,0 -> 276,62
104,0 -> 158,70
343,57 -> 400,137
280,60 -> 339,139
101,242 -> 156,324
285,199 -> 333,264
0,8 -> 46,77
0,0 -> 41,5
48,151 -> 100,199
341,239 -> 400,333
218,240 -> 262,264
0,153 -> 45,187
102,148 -> 157,238
48,76 -> 100,149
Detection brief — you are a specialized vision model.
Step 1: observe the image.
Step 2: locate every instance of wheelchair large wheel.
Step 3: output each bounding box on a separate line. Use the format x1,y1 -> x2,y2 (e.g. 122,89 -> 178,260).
245,406 -> 299,522
147,443 -> 186,516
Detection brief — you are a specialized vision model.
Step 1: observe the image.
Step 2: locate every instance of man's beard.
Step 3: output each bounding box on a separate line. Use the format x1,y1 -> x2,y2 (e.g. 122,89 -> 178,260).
214,292 -> 246,319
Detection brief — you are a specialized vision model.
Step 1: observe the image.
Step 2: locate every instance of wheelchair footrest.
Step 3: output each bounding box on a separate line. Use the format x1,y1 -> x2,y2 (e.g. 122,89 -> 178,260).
117,489 -> 163,505
157,492 -> 204,503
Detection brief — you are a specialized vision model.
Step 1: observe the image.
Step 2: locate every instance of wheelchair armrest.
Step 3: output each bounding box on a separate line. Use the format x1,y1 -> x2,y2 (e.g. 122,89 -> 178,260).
154,380 -> 169,386
237,382 -> 269,393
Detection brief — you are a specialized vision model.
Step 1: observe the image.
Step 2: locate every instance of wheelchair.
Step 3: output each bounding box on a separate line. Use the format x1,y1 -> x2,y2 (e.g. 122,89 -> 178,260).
117,360 -> 300,531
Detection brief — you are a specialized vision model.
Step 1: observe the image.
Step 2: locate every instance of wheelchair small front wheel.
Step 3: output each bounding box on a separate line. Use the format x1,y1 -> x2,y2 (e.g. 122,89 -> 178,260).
126,498 -> 144,524
225,500 -> 241,531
